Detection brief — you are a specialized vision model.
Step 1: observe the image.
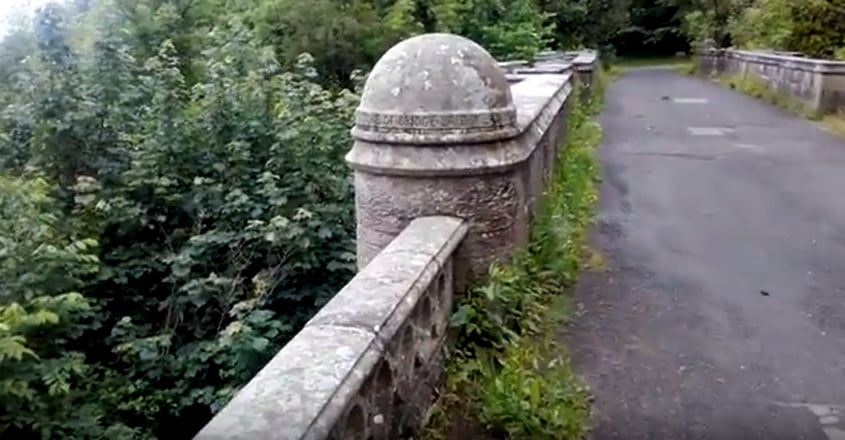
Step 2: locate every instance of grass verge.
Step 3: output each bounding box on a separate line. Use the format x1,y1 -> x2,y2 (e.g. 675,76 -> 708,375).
710,73 -> 845,137
715,73 -> 818,118
672,61 -> 697,75
416,69 -> 610,440
819,111 -> 845,137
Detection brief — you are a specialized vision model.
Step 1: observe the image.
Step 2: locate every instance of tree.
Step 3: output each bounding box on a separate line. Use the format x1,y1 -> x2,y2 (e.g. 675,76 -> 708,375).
0,5 -> 358,437
454,0 -> 553,60
614,0 -> 688,56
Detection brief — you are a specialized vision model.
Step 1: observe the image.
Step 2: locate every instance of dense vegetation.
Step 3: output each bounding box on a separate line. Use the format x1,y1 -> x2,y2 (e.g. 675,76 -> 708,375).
0,0 -> 634,438
0,0 -> 842,438
677,0 -> 845,59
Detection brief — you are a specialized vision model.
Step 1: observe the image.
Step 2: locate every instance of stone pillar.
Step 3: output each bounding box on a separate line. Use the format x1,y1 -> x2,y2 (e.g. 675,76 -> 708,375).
571,50 -> 598,94
346,33 -> 530,287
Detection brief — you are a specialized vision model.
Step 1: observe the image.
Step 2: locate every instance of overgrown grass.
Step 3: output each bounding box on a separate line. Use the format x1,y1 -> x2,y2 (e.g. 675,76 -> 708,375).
673,61 -> 697,75
714,73 -> 819,119
709,72 -> 845,137
417,70 -> 609,440
819,111 -> 845,137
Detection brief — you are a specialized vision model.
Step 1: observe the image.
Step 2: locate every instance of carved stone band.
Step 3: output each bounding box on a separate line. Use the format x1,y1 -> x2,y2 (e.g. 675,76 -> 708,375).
353,107 -> 519,144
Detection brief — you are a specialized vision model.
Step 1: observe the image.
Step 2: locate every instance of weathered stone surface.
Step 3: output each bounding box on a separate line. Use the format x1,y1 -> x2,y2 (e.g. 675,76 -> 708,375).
194,324 -> 379,440
348,34 -> 580,280
194,217 -> 466,440
352,33 -> 519,145
698,48 -> 845,113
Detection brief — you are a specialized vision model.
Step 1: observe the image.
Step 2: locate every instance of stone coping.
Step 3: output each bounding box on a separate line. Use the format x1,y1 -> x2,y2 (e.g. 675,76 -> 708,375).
702,48 -> 845,74
345,71 -> 575,177
497,50 -> 597,73
569,50 -> 599,71
194,216 -> 468,440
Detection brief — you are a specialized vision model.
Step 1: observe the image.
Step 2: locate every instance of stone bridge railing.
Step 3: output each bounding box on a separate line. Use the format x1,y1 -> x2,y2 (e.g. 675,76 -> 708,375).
194,33 -> 597,440
697,48 -> 845,113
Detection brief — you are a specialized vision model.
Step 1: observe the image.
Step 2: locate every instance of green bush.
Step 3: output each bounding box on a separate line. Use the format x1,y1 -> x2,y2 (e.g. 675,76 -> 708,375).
0,176 -> 104,439
788,0 -> 845,59
0,5 -> 356,438
440,0 -> 554,61
727,0 -> 793,50
678,0 -> 845,59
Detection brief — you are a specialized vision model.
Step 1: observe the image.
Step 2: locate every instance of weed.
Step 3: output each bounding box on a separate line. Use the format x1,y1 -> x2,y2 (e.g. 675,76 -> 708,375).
582,244 -> 608,272
714,74 -> 845,136
475,340 -> 591,439
713,73 -> 821,119
819,110 -> 845,137
673,62 -> 697,75
418,69 -> 607,440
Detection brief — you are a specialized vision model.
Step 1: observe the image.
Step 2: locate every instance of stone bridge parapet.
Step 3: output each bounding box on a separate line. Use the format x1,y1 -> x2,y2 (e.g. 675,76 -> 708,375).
195,33 -> 597,440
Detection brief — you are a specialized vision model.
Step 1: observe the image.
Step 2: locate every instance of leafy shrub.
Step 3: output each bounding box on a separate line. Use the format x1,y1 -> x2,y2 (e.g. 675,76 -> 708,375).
682,9 -> 714,47
443,0 -> 554,61
727,0 -> 793,50
239,0 -> 555,85
787,0 -> 845,59
680,0 -> 845,59
0,176 -> 103,439
0,5 -> 356,438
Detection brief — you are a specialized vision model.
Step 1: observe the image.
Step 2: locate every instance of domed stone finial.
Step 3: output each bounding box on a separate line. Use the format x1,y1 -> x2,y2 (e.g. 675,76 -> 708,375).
346,33 -> 547,281
352,33 -> 518,145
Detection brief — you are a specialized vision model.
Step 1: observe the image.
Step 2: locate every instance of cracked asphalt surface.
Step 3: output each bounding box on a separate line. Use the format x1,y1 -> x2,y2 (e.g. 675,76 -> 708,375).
563,68 -> 845,440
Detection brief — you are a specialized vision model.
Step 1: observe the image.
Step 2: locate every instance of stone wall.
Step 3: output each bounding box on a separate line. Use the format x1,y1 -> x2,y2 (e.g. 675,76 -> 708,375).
194,34 -> 596,440
697,48 -> 845,113
499,50 -> 599,94
195,217 -> 466,440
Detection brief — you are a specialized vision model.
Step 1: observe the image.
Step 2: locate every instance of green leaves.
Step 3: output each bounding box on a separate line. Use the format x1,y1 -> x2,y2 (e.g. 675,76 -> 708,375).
0,4 -> 356,438
0,335 -> 36,362
475,341 -> 590,439
727,0 -> 793,50
448,0 -> 554,60
678,0 -> 845,58
787,0 -> 845,59
435,80 -> 606,440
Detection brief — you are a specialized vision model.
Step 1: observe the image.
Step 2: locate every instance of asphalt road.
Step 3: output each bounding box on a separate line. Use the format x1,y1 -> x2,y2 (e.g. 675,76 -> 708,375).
564,68 -> 845,440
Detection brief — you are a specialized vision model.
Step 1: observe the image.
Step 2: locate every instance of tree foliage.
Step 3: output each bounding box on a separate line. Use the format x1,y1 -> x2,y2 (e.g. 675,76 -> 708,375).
614,0 -> 687,56
1,2 -> 357,437
672,0 -> 845,59
787,0 -> 845,59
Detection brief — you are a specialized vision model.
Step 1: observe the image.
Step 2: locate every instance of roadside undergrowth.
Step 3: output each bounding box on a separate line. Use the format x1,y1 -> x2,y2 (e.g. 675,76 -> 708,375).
416,69 -> 610,440
715,73 -> 819,118
711,73 -> 845,137
673,61 -> 697,75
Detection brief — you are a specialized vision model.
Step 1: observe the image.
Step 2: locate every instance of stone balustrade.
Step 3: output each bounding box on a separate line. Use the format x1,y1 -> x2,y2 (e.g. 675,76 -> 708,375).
697,48 -> 845,113
194,33 -> 596,440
